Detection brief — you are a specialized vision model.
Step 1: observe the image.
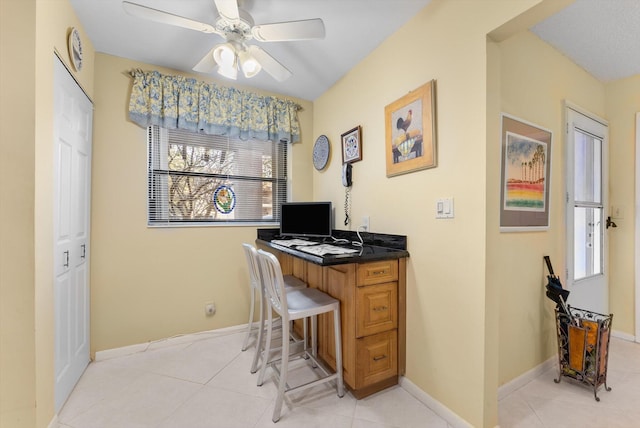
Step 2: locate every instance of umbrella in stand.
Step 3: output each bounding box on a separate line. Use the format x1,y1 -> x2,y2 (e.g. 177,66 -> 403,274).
544,256 -> 573,322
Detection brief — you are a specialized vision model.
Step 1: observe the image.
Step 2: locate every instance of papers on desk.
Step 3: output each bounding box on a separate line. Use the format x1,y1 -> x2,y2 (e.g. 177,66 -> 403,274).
270,239 -> 359,256
296,244 -> 359,256
271,239 -> 318,248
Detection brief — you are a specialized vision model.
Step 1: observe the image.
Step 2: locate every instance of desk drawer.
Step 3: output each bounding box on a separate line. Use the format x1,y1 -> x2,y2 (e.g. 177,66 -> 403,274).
357,260 -> 398,286
356,282 -> 398,337
356,330 -> 398,388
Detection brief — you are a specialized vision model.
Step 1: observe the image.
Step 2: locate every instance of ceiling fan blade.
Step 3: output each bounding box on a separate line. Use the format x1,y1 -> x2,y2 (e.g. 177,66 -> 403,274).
214,0 -> 240,23
252,18 -> 325,42
122,1 -> 217,34
248,45 -> 292,82
192,47 -> 218,73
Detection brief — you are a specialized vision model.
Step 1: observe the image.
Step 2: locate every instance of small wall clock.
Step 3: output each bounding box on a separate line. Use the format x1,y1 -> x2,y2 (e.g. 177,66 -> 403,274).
68,27 -> 83,72
313,135 -> 330,170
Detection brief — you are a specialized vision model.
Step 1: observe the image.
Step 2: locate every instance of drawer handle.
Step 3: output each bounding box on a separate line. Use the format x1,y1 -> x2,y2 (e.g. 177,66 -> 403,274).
371,270 -> 387,276
373,306 -> 388,312
373,355 -> 388,361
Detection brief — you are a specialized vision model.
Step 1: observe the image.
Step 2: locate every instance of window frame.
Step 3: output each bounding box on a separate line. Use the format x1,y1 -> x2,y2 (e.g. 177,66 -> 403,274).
147,125 -> 288,227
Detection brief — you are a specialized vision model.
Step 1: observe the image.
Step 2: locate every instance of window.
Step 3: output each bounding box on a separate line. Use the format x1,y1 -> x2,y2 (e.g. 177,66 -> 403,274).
147,125 -> 287,226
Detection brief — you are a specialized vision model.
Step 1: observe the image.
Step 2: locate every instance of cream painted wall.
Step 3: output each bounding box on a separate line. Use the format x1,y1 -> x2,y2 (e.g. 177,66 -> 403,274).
90,53 -> 314,353
492,30 -> 606,386
0,1 -> 36,427
1,0 -> 95,426
4,0 -> 632,426
312,1 -> 540,426
606,74 -> 640,335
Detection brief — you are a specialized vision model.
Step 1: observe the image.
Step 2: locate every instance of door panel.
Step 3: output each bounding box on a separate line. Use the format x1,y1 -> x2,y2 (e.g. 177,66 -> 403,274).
635,112 -> 640,342
566,106 -> 608,314
53,56 -> 92,412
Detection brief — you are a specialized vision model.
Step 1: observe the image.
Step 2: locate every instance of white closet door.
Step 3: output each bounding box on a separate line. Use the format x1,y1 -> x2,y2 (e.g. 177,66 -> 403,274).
53,55 -> 93,412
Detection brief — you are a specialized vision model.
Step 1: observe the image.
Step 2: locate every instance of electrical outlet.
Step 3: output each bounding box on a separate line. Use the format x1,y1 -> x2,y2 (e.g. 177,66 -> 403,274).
361,216 -> 370,231
205,302 -> 216,316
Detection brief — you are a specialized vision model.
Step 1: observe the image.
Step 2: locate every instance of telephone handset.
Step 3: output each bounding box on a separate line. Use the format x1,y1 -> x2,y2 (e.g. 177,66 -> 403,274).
342,163 -> 352,187
342,163 -> 352,225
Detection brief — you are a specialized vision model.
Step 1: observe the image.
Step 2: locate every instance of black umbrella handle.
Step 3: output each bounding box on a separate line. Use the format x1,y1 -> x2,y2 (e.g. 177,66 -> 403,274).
544,255 -> 555,276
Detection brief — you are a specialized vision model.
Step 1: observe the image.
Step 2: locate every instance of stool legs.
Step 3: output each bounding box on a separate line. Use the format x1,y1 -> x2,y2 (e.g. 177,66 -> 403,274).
250,294 -> 266,373
241,287 -> 256,352
266,309 -> 344,422
272,317 -> 290,422
333,307 -> 344,398
256,308 -> 273,387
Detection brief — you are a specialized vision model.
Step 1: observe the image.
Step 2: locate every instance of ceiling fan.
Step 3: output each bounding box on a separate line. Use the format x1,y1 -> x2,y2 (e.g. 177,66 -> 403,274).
122,0 -> 325,82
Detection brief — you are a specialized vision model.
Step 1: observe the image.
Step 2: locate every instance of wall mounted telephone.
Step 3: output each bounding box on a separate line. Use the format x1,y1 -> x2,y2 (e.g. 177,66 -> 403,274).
342,163 -> 352,225
342,163 -> 352,187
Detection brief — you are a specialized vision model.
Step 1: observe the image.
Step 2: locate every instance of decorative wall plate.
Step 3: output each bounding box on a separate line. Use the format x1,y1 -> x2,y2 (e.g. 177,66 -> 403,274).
313,135 -> 330,170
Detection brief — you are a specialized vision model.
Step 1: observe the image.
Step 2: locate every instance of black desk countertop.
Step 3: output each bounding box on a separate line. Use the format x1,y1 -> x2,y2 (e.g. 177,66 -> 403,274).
257,228 -> 409,266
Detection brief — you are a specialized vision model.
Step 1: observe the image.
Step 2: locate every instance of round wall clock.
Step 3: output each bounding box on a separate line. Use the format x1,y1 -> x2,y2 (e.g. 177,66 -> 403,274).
312,135 -> 330,170
68,27 -> 83,72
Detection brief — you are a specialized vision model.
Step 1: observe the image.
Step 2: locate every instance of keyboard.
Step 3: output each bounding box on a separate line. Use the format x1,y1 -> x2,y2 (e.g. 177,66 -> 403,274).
296,244 -> 359,256
271,239 -> 318,248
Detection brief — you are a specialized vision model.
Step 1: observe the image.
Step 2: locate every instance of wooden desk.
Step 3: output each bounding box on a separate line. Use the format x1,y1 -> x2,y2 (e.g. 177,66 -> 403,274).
259,238 -> 407,399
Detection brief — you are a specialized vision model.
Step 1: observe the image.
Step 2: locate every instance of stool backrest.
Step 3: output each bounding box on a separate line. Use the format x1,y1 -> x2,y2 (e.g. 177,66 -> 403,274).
241,243 -> 261,293
256,249 -> 288,318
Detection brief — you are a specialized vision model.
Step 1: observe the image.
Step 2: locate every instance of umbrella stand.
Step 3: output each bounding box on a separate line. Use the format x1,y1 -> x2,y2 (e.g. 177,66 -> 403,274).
543,256 -> 613,401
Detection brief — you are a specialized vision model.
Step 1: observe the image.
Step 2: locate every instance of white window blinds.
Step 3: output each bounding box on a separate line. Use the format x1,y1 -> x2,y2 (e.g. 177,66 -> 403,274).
147,125 -> 287,225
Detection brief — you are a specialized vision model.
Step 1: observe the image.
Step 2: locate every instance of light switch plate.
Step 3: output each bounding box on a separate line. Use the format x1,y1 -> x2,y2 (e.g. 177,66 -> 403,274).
436,197 -> 454,219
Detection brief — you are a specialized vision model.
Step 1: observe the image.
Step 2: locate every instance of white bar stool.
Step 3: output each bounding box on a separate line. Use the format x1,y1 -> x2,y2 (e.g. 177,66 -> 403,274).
241,243 -> 306,373
256,249 -> 344,423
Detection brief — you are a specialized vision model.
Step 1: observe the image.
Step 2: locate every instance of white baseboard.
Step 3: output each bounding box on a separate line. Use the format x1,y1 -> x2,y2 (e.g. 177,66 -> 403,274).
47,414 -> 59,428
94,324 -> 247,361
611,329 -> 636,342
399,377 -> 473,428
497,356 -> 556,401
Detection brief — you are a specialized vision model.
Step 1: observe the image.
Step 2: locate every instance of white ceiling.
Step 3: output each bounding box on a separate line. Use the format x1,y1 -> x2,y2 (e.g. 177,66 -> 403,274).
69,0 -> 432,100
69,0 -> 640,101
530,0 -> 640,82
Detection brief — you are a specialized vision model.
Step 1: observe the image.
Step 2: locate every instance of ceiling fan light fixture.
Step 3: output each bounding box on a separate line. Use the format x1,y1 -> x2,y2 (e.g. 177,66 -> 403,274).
213,43 -> 236,68
217,63 -> 238,80
238,49 -> 261,78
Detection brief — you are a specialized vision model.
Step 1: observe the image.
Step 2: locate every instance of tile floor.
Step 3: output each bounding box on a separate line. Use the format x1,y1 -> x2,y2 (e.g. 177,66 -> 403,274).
55,329 -> 640,428
498,337 -> 640,428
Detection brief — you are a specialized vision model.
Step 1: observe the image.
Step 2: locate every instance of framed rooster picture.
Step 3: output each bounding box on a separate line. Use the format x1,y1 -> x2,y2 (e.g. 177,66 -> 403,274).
385,80 -> 437,177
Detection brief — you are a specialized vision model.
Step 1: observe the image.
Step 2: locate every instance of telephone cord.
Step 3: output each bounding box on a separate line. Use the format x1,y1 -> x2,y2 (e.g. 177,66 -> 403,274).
344,186 -> 351,226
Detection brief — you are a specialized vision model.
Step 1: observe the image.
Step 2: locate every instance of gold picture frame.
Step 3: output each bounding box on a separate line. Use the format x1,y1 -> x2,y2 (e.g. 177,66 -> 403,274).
385,80 -> 437,177
341,125 -> 362,164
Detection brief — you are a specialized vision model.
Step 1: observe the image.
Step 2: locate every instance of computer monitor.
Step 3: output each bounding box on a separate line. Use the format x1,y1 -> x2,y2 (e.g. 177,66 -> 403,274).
279,201 -> 332,238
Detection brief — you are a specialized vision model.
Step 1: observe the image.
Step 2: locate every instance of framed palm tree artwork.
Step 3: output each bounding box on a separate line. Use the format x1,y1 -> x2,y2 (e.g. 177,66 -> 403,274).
500,113 -> 553,231
385,80 -> 437,177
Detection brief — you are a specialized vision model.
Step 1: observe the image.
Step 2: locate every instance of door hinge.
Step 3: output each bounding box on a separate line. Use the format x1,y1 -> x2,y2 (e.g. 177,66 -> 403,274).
565,268 -> 569,281
566,192 -> 569,203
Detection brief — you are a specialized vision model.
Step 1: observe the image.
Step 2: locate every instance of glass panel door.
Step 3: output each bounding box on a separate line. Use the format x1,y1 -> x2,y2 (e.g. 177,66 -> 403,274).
573,130 -> 603,281
566,105 -> 608,314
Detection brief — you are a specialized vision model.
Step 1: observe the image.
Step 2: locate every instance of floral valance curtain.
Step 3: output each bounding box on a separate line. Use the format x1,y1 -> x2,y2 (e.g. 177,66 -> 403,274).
128,70 -> 301,143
